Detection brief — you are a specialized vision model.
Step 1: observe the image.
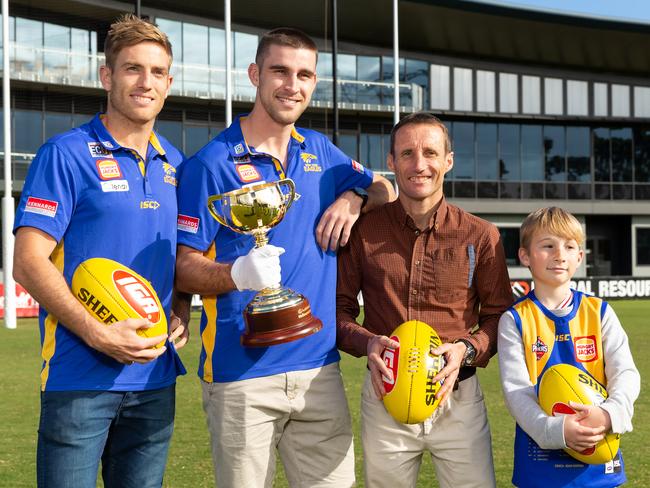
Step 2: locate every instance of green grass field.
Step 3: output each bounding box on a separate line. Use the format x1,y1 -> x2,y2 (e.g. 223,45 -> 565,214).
1,301 -> 648,487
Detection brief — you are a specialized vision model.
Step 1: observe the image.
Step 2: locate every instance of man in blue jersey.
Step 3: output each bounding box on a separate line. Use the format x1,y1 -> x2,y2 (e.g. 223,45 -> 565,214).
13,15 -> 187,488
175,28 -> 394,488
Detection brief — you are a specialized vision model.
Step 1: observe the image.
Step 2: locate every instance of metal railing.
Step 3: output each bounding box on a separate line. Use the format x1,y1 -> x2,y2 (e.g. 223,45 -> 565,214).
3,44 -> 424,113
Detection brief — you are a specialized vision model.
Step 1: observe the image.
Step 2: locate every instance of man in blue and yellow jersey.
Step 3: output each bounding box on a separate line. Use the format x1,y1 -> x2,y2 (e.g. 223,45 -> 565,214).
498,207 -> 640,488
175,28 -> 395,488
13,14 -> 187,488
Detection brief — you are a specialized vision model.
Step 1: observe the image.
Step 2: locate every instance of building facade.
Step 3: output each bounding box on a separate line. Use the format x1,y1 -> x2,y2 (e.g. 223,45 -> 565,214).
2,0 -> 650,291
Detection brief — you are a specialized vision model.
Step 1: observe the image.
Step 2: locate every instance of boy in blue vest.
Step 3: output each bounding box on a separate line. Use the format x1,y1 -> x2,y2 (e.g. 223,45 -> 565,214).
498,207 -> 640,488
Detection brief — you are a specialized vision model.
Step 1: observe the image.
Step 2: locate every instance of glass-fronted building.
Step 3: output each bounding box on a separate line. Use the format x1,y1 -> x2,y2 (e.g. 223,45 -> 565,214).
2,0 -> 650,282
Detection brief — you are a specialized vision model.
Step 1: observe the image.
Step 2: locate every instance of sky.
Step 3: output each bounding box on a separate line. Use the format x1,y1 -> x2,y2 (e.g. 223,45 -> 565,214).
467,0 -> 650,24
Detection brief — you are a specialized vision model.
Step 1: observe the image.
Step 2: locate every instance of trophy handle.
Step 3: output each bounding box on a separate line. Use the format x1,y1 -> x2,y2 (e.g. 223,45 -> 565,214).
277,178 -> 296,210
207,194 -> 229,228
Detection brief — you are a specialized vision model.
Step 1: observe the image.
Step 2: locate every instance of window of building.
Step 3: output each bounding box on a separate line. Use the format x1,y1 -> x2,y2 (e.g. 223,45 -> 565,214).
476,70 -> 495,112
634,86 -> 650,118
544,125 -> 566,181
634,127 -> 650,183
611,84 -> 630,117
44,112 -> 71,141
70,28 -> 90,79
566,80 -> 588,116
430,64 -> 450,110
593,127 -> 610,182
405,59 -> 429,109
338,133 -> 359,162
521,125 -> 544,181
381,56 -> 405,107
544,78 -> 563,115
183,23 -> 208,65
499,124 -> 519,181
453,67 -> 472,112
155,120 -> 183,150
14,109 -> 42,153
567,127 -> 590,182
476,123 -> 497,180
522,76 -> 541,114
356,55 -> 381,105
157,19 -> 182,60
452,122 -> 475,179
499,73 -> 518,113
43,22 -> 69,75
636,228 -> 650,265
15,17 -> 43,72
611,128 -> 633,181
499,227 -> 520,265
594,82 -> 608,116
234,31 -> 257,69
360,133 -> 384,170
185,125 -> 210,156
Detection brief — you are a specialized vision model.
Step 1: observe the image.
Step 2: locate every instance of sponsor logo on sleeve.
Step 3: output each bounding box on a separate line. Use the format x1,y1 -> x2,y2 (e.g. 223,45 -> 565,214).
236,164 -> 262,183
351,160 -> 365,174
531,336 -> 548,360
96,159 -> 123,180
178,214 -> 200,233
25,197 -> 58,217
574,335 -> 598,362
87,142 -> 112,158
101,180 -> 129,192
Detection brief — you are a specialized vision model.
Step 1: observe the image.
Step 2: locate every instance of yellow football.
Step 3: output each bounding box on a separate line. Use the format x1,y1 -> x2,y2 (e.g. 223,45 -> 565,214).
381,320 -> 446,424
71,258 -> 167,348
538,363 -> 620,464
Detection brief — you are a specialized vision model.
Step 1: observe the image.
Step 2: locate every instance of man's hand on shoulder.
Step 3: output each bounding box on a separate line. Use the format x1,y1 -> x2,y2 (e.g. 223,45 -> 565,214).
316,190 -> 363,252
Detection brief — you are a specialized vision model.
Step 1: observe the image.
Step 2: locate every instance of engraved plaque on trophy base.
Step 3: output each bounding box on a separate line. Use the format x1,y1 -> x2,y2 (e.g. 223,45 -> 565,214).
241,286 -> 322,347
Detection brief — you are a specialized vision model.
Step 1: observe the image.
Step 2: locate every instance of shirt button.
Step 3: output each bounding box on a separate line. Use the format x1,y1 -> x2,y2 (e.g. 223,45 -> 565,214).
415,260 -> 421,266
414,230 -> 420,235
412,289 -> 418,295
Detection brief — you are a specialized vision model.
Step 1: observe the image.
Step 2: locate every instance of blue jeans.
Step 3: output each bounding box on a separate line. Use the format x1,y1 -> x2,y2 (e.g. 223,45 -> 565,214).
37,384 -> 176,488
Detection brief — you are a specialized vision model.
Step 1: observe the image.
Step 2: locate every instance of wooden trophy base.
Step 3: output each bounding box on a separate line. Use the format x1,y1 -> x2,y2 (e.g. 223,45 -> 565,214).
241,287 -> 323,347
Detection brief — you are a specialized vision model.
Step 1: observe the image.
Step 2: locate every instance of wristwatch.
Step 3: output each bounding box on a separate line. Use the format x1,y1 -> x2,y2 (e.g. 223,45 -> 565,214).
351,187 -> 369,210
455,339 -> 477,366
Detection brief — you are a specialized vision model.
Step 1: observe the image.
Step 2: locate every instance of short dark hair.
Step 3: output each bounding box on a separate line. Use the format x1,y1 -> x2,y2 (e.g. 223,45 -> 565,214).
390,112 -> 452,156
104,14 -> 173,69
255,27 -> 318,67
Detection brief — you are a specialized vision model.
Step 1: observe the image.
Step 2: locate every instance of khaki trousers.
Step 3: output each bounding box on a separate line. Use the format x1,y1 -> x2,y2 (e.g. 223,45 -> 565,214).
201,362 -> 355,488
361,371 -> 496,488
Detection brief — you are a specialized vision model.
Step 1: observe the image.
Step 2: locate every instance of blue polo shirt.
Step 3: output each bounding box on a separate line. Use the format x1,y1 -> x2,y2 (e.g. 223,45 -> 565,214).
177,115 -> 373,382
14,114 -> 186,392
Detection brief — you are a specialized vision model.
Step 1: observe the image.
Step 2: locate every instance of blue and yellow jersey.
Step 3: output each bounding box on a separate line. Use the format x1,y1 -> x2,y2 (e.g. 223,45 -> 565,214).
177,115 -> 373,382
14,114 -> 186,392
509,290 -> 625,488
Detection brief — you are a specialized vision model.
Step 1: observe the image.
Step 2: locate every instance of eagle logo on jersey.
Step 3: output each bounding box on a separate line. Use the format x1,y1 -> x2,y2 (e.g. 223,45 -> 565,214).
301,153 -> 322,172
162,162 -> 177,186
532,336 -> 548,360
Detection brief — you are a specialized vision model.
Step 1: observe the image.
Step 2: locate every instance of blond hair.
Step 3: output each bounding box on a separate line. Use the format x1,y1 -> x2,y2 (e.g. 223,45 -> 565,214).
104,14 -> 173,69
520,207 -> 584,249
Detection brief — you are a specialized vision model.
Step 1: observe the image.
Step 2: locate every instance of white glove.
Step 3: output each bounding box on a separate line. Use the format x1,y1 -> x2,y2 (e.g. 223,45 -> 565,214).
231,245 -> 285,291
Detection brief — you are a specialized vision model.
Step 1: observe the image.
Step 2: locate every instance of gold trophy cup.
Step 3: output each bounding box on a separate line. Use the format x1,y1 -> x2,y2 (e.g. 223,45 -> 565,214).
207,178 -> 322,347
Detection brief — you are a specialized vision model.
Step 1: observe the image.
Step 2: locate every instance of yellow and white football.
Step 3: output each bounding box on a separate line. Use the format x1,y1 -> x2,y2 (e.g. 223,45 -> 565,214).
538,363 -> 620,464
381,320 -> 446,424
71,257 -> 167,348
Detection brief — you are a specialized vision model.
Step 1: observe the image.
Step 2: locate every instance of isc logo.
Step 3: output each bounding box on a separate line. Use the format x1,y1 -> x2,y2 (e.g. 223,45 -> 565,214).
112,270 -> 161,322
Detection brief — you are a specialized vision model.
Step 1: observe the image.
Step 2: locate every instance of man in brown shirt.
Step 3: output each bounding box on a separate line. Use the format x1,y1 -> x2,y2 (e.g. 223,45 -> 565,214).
336,112 -> 512,488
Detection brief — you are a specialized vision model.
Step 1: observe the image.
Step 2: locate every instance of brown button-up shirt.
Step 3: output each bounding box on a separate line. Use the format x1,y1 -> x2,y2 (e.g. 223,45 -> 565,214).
336,198 -> 513,367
